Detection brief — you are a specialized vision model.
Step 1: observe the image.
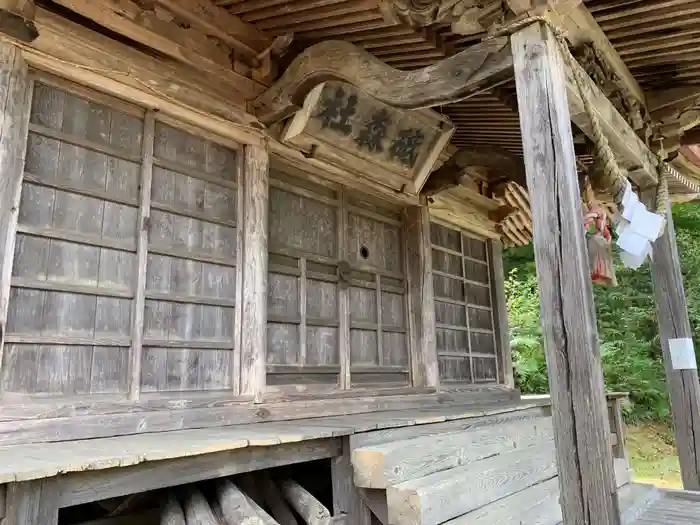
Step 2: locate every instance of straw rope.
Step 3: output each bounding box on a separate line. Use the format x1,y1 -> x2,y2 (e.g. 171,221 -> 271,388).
484,13 -> 669,212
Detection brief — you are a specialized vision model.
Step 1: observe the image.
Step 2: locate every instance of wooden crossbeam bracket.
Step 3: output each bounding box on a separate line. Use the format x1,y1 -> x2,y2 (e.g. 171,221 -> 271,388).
0,0 -> 37,42
254,38 -> 513,125
421,145 -> 527,196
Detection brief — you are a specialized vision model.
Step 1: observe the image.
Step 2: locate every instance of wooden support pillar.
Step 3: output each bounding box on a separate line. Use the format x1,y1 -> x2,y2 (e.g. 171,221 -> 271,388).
238,143 -> 269,403
649,203 -> 700,490
404,198 -> 439,389
512,22 -> 620,525
0,43 -> 32,390
331,438 -> 372,525
4,479 -> 59,525
489,240 -> 514,389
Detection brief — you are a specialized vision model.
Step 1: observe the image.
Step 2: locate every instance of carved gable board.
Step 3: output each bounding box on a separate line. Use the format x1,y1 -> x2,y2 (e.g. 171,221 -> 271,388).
281,81 -> 454,195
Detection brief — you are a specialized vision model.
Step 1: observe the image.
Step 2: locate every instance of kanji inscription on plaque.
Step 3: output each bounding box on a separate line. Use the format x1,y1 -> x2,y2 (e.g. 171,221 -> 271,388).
281,81 -> 454,194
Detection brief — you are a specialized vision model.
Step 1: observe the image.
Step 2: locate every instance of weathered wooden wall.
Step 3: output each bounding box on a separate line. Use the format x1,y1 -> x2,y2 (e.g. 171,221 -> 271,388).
430,221 -> 501,384
0,71 -> 513,439
2,78 -> 240,399
266,169 -> 410,391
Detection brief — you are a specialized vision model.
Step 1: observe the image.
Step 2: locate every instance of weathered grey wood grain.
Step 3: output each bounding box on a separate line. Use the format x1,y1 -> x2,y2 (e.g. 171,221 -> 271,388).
183,488 -> 219,525
60,438 -> 340,507
0,483 -> 5,519
353,415 -> 552,488
331,438 -> 371,525
281,479 -> 331,525
0,389 -> 520,445
160,492 -> 186,525
4,479 -> 59,525
338,190 -> 350,389
386,442 -> 557,525
129,110 -> 155,401
259,473 -> 298,525
0,44 -> 31,389
216,479 -> 266,525
512,22 -> 621,525
348,406 -> 548,449
255,38 -> 512,124
404,201 -> 438,389
358,489 -> 388,525
648,203 -> 700,490
241,144 -> 269,403
488,240 -> 513,388
444,476 -> 561,525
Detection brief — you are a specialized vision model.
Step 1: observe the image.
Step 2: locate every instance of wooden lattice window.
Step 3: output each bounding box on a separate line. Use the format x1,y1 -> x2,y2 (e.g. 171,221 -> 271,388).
430,222 -> 500,384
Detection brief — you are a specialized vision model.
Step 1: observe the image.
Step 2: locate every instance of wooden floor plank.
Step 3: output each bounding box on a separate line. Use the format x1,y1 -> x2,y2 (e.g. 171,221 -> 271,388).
0,401 -> 544,483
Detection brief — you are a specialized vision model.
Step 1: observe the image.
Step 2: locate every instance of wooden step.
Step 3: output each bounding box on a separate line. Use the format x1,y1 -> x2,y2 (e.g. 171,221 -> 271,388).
442,458 -> 635,525
352,416 -> 553,488
386,442 -> 557,525
350,408 -> 549,450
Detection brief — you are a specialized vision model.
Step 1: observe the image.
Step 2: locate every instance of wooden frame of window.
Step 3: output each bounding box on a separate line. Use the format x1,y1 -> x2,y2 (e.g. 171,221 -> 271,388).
430,219 -> 502,386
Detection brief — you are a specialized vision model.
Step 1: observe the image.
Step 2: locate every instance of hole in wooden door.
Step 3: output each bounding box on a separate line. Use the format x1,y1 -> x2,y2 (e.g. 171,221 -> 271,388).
360,245 -> 369,259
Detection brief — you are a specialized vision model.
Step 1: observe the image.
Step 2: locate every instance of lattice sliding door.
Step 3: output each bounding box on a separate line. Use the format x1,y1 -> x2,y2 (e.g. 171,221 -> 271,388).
140,121 -> 239,395
3,81 -> 142,397
265,169 -> 410,392
430,221 -> 500,385
346,195 -> 409,388
266,169 -> 341,392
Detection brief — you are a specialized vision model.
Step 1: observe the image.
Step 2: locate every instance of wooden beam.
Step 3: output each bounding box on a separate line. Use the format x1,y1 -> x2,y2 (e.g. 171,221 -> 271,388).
563,49 -> 657,188
60,438 -> 341,507
255,37 -> 513,124
19,8 -> 265,148
331,438 -> 372,525
489,240 -> 514,389
155,0 -> 271,59
50,0 -> 267,96
4,479 -> 59,525
553,3 -> 646,107
648,202 -> 700,490
239,144 -> 270,403
0,0 -> 38,42
128,110 -> 155,401
404,200 -> 439,390
512,21 -> 620,525
0,42 -> 32,395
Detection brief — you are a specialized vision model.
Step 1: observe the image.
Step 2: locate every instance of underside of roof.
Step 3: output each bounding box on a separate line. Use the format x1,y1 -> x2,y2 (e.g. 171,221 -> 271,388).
31,0 -> 700,247
208,0 -> 700,246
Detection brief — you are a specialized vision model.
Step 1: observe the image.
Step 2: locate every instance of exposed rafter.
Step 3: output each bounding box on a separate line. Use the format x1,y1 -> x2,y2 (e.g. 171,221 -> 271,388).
50,0 -> 269,99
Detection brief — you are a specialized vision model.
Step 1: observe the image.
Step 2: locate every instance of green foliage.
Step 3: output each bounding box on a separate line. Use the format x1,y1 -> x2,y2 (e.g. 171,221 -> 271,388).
505,202 -> 700,422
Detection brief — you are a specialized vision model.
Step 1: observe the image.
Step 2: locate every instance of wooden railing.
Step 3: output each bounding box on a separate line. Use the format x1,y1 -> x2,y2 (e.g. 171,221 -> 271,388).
522,392 -> 629,458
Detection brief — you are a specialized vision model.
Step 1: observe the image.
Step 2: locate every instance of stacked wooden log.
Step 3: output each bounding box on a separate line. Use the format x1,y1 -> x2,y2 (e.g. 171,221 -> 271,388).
159,474 -> 336,525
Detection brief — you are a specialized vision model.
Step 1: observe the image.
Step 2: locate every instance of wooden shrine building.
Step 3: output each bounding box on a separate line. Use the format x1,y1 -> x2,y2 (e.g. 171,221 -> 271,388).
2,0 -> 700,524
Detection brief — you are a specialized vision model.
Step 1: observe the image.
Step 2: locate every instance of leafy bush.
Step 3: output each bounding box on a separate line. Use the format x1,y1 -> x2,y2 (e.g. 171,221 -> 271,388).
504,202 -> 700,422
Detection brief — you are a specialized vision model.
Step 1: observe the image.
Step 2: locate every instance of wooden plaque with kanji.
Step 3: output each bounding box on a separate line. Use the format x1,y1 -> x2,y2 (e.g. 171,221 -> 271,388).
280,81 -> 454,194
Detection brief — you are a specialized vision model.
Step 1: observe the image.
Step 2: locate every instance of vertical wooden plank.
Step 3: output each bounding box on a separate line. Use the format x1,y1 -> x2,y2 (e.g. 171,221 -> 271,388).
338,189 -> 350,389
649,202 -> 700,490
403,201 -> 438,389
0,45 -> 31,387
461,233 -> 475,383
375,273 -> 383,367
331,438 -> 372,525
233,149 -> 245,395
512,22 -> 620,525
4,479 -> 59,525
240,143 -> 269,402
129,110 -> 155,401
299,257 -> 307,366
489,240 -> 514,388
